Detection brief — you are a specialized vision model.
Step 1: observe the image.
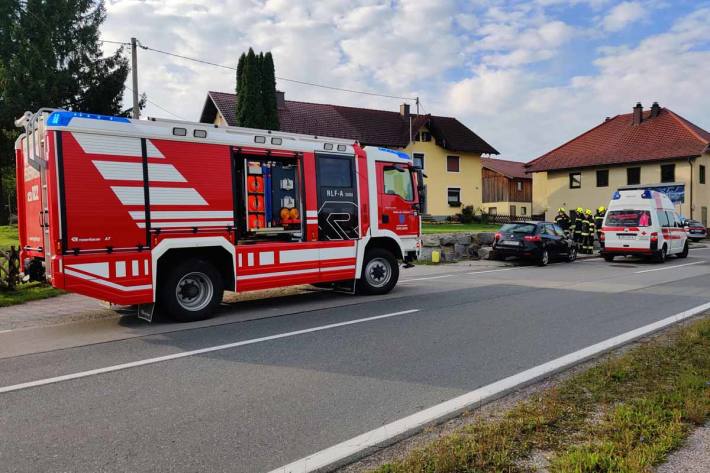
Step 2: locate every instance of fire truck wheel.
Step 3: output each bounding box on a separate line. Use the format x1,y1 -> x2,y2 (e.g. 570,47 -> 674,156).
159,259 -> 224,322
357,248 -> 399,295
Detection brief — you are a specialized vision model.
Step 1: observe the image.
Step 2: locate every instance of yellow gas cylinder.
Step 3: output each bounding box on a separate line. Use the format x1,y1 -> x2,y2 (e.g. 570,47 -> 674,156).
431,250 -> 440,264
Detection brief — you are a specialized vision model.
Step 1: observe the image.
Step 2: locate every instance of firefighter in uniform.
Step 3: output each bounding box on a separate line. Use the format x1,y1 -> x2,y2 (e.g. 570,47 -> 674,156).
580,210 -> 589,253
585,209 -> 595,254
594,206 -> 606,241
574,207 -> 584,245
555,208 -> 570,237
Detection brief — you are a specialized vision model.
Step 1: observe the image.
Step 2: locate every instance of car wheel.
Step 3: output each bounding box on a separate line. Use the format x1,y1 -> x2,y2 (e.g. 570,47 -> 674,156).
537,249 -> 549,266
158,258 -> 223,323
655,245 -> 667,263
677,241 -> 689,259
356,248 -> 399,295
567,247 -> 577,262
603,254 -> 615,262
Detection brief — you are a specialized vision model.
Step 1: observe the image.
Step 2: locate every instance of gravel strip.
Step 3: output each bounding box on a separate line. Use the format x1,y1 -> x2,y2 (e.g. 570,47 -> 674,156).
656,423 -> 710,473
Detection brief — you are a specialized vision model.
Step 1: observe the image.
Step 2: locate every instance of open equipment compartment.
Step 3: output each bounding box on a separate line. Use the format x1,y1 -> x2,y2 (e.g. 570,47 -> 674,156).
235,147 -> 303,243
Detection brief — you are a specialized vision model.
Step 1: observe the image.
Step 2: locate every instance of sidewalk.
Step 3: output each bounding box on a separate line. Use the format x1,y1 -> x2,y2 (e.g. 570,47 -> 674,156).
0,294 -> 113,331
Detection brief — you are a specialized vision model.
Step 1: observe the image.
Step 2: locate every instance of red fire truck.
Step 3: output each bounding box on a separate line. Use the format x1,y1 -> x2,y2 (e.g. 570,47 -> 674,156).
15,109 -> 422,322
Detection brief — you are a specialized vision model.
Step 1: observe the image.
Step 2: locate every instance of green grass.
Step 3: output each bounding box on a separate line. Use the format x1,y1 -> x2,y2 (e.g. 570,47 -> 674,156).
372,317 -> 710,473
0,282 -> 63,307
422,223 -> 500,234
0,225 -> 19,250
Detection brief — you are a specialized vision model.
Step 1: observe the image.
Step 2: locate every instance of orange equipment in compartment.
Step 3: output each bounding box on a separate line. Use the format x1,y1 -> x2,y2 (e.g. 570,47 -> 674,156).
248,195 -> 264,212
248,214 -> 266,229
247,175 -> 264,193
289,208 -> 299,220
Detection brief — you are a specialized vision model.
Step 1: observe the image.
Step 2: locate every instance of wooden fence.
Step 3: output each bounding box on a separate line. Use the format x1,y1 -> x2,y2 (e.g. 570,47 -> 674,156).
483,213 -> 546,224
0,247 -> 20,290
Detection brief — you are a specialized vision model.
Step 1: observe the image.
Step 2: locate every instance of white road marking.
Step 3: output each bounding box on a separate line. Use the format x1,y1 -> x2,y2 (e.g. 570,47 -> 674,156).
0,309 -> 419,395
400,274 -> 453,283
0,329 -> 13,334
466,267 -> 521,275
634,261 -> 706,274
268,301 -> 710,473
401,267 -> 523,283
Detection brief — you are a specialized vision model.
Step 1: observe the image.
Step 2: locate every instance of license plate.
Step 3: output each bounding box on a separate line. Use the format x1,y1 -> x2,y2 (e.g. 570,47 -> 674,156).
618,234 -> 636,240
500,240 -> 520,246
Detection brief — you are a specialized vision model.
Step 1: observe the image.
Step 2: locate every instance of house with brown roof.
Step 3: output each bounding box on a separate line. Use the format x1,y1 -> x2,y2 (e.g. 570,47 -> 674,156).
481,158 -> 532,217
200,91 -> 498,218
527,103 -> 710,224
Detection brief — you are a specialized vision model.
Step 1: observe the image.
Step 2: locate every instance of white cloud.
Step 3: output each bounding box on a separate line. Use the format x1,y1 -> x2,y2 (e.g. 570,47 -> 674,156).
602,1 -> 647,32
98,1 -> 710,165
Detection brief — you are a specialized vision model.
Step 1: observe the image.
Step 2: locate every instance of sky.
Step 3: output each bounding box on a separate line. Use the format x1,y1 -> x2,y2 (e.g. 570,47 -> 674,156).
101,0 -> 710,162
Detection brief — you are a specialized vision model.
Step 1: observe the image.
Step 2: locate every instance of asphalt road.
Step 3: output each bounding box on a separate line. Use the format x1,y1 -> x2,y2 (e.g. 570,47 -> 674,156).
1,250 -> 710,472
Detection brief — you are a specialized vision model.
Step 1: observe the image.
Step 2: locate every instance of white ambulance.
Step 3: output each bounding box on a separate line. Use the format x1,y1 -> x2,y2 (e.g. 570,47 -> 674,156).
600,189 -> 688,263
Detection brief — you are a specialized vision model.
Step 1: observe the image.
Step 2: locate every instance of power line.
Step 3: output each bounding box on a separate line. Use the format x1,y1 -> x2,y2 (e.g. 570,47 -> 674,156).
132,41 -> 418,101
100,39 -> 131,46
124,85 -> 185,120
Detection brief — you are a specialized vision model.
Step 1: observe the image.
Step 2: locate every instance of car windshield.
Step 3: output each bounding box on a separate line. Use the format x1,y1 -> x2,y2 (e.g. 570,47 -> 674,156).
500,223 -> 537,234
605,210 -> 652,227
687,220 -> 702,226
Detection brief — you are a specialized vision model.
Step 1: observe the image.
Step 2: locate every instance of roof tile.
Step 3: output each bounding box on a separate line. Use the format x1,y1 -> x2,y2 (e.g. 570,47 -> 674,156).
202,91 -> 498,154
527,107 -> 710,172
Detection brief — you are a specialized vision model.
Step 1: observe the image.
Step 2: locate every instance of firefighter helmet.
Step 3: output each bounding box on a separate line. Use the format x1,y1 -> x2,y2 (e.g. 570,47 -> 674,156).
598,206 -> 606,213
576,207 -> 584,213
585,209 -> 593,215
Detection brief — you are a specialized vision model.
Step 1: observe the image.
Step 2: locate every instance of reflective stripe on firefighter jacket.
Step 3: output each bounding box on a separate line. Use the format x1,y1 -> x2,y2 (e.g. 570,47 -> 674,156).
581,219 -> 589,236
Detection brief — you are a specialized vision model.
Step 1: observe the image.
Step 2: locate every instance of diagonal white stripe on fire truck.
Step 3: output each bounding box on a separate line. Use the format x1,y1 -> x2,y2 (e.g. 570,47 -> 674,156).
73,133 -> 165,158
93,161 -> 186,182
111,187 -> 207,206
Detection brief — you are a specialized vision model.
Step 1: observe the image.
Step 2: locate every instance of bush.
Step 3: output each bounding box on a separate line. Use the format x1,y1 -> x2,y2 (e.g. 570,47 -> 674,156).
458,205 -> 476,224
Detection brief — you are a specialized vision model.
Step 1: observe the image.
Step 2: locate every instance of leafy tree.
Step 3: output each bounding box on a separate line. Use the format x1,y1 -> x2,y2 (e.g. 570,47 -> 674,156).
235,48 -> 278,130
235,52 -> 245,96
0,0 -> 133,224
235,48 -> 265,129
261,52 -> 279,130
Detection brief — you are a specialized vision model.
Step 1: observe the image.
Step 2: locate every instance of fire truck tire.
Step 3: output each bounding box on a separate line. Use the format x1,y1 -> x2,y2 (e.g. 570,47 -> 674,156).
159,259 -> 224,322
357,248 -> 399,295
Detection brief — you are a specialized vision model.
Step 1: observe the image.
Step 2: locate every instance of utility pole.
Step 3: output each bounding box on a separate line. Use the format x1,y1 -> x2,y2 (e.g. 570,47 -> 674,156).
131,37 -> 139,119
416,97 -> 420,115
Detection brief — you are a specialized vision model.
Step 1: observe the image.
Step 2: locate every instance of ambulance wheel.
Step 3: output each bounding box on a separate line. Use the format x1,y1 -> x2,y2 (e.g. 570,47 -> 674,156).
160,259 -> 223,322
603,254 -> 615,262
357,248 -> 399,295
655,245 -> 667,263
677,241 -> 689,259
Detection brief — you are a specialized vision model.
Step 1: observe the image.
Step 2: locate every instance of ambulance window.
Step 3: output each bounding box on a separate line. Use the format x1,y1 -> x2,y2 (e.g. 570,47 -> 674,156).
383,166 -> 414,201
318,157 -> 352,188
657,210 -> 670,227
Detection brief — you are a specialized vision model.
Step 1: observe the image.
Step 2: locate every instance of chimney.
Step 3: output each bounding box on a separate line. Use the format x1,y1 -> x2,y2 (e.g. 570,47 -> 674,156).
400,103 -> 410,120
276,90 -> 286,110
650,101 -> 661,118
633,102 -> 643,125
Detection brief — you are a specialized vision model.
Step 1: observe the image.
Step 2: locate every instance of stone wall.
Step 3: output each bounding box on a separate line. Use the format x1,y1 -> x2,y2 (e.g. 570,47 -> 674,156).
420,232 -> 496,262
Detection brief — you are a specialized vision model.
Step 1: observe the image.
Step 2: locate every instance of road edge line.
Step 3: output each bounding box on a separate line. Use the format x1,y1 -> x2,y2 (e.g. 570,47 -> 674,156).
0,309 -> 419,395
268,301 -> 710,473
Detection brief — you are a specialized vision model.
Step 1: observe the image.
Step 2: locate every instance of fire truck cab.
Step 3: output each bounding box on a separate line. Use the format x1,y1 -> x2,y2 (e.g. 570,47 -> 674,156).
15,109 -> 421,322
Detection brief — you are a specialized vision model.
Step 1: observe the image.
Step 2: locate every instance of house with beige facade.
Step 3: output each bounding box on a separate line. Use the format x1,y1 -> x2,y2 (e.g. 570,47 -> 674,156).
481,158 -> 532,217
199,91 -> 498,218
527,103 -> 710,225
